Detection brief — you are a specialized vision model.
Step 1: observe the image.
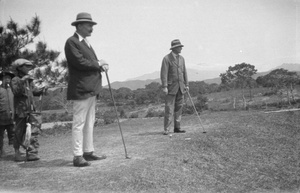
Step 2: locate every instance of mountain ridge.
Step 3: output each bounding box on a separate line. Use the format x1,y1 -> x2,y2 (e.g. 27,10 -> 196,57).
107,63 -> 300,90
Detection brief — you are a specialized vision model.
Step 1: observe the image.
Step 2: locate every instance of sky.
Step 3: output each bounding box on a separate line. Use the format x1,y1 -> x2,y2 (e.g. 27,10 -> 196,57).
0,0 -> 299,84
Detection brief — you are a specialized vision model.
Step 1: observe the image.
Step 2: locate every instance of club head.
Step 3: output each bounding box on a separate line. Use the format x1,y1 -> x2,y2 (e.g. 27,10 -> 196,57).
202,131 -> 207,134
125,156 -> 131,159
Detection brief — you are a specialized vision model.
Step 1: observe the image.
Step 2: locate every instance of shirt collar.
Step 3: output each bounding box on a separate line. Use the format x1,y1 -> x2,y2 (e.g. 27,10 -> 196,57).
172,51 -> 179,59
76,32 -> 84,42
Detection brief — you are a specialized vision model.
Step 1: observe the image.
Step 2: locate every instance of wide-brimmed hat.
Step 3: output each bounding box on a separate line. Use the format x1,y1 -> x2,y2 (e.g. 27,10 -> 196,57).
71,12 -> 97,26
170,39 -> 184,50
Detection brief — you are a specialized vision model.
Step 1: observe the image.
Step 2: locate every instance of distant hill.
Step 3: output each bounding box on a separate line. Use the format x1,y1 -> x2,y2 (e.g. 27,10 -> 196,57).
107,63 -> 300,90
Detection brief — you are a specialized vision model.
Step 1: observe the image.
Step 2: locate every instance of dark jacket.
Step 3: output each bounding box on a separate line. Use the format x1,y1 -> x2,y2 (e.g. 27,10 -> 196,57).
11,76 -> 43,118
64,33 -> 103,100
160,52 -> 188,95
0,85 -> 14,125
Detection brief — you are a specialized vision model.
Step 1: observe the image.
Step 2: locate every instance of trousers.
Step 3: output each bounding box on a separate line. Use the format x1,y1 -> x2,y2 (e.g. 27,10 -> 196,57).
0,124 -> 14,148
13,115 -> 40,156
72,96 -> 96,156
164,89 -> 184,131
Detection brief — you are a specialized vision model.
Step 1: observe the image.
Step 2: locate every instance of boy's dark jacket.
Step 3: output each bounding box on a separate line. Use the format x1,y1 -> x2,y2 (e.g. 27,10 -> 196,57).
11,75 -> 43,118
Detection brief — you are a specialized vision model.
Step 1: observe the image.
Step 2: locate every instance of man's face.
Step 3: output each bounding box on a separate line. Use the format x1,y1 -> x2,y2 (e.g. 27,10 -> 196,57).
77,23 -> 94,38
172,46 -> 183,54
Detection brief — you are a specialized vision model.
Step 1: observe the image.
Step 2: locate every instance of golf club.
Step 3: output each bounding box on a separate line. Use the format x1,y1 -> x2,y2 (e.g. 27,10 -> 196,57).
186,91 -> 207,133
105,71 -> 130,159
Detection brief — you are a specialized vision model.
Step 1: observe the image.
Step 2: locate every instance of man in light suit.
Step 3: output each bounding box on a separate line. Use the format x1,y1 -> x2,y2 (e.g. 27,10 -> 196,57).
161,39 -> 189,135
65,12 -> 109,167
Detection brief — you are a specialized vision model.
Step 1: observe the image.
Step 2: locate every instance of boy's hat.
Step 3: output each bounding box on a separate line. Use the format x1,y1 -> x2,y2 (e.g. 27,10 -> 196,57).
0,70 -> 15,79
12,59 -> 34,68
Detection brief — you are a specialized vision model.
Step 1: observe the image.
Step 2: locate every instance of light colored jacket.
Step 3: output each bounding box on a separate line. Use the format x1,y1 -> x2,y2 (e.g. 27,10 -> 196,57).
160,52 -> 188,95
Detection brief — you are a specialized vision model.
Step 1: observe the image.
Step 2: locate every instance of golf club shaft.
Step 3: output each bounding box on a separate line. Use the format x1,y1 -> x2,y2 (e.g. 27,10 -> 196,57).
105,71 -> 129,158
187,91 -> 206,133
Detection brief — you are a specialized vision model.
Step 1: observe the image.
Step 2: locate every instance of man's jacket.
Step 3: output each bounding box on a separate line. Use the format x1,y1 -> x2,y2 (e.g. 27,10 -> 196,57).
0,86 -> 14,125
64,33 -> 103,100
160,52 -> 188,95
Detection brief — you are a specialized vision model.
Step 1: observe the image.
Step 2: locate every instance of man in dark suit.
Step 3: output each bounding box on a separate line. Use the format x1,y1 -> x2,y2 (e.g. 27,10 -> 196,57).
65,12 -> 109,167
160,39 -> 189,135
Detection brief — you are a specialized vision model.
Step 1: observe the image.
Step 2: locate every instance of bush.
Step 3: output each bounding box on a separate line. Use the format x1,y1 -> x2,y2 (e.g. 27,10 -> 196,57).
42,123 -> 72,136
103,109 -> 116,124
118,107 -> 127,118
196,95 -> 208,110
182,105 -> 194,115
145,108 -> 164,118
42,112 -> 72,123
129,112 -> 139,118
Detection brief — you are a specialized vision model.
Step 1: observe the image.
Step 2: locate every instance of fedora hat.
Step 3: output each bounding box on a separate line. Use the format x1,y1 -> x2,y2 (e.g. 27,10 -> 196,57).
170,39 -> 184,50
71,12 -> 97,26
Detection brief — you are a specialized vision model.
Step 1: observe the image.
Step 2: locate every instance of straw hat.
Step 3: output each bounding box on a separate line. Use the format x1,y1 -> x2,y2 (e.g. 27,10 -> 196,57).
71,12 -> 97,26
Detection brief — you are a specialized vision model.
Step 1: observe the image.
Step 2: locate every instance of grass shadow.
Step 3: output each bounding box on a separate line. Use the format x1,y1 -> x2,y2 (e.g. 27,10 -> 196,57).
136,131 -> 164,136
18,159 -> 72,168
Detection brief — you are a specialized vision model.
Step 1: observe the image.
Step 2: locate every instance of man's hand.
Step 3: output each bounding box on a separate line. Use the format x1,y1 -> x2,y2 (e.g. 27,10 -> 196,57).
162,87 -> 168,94
185,86 -> 189,92
99,59 -> 109,71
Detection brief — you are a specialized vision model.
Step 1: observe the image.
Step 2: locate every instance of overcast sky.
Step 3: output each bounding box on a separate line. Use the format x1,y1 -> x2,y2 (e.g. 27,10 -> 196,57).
1,0 -> 299,83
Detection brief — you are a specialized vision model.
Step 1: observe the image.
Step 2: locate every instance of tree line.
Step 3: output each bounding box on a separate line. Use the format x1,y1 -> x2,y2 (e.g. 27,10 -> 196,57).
1,16 -> 300,111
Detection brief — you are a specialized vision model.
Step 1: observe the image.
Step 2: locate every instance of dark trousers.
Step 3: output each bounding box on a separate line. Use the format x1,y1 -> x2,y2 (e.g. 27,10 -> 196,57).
14,116 -> 39,156
0,124 -> 14,149
164,89 -> 184,131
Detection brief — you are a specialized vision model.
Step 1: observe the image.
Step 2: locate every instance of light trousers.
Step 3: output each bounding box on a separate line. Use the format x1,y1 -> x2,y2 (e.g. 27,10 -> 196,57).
72,96 -> 96,156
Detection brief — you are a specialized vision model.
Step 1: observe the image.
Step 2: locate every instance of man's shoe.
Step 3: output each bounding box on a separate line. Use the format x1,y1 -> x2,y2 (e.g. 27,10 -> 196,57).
73,156 -> 91,167
83,152 -> 106,161
163,131 -> 169,135
174,129 -> 186,133
27,154 -> 40,161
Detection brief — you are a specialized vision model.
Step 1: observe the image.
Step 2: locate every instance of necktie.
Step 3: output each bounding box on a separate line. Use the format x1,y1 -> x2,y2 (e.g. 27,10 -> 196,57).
176,55 -> 179,63
82,39 -> 91,48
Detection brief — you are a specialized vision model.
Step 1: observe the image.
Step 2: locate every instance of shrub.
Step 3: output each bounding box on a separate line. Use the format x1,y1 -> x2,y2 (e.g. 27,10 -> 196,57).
145,108 -> 164,118
129,112 -> 139,118
42,112 -> 72,123
103,109 -> 116,124
118,107 -> 127,118
42,123 -> 72,136
182,105 -> 194,115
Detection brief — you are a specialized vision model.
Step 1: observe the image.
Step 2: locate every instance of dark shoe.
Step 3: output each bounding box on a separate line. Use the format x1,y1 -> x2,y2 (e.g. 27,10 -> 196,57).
27,154 -> 40,161
174,129 -> 186,133
73,156 -> 91,167
15,153 -> 26,162
163,131 -> 169,135
83,152 -> 107,161
0,148 -> 5,158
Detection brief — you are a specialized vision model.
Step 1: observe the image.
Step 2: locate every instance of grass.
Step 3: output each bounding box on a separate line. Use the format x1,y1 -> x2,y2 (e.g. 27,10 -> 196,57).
0,110 -> 299,193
